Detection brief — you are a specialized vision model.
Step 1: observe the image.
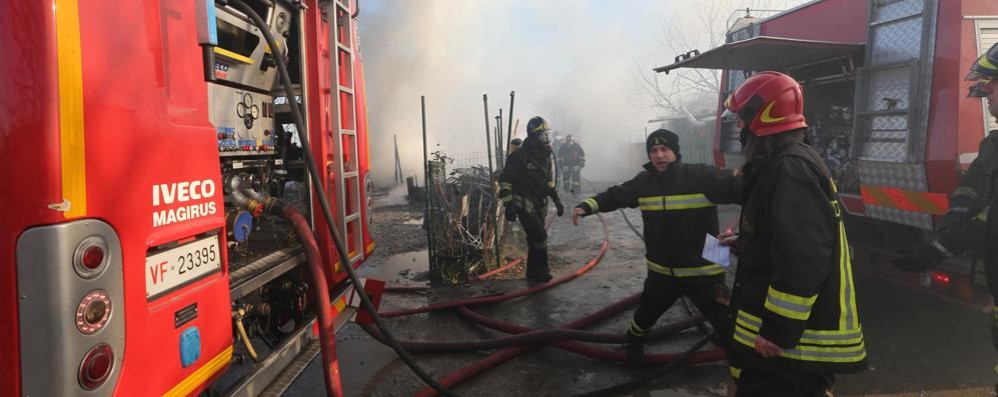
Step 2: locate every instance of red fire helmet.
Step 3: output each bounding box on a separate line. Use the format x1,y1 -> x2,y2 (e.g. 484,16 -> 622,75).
724,71 -> 808,137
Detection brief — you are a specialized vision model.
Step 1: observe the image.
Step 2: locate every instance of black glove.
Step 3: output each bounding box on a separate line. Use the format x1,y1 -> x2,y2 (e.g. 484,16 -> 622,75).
555,201 -> 565,217
937,208 -> 975,231
505,205 -> 517,222
892,242 -> 947,272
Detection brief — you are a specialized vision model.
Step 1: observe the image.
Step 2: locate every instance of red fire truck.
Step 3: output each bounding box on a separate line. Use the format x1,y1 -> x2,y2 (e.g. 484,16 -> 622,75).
656,0 -> 998,304
1,0 -> 374,395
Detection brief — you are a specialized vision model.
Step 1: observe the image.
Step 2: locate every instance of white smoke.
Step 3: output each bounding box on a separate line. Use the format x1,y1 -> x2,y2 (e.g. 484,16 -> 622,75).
357,0 -> 804,186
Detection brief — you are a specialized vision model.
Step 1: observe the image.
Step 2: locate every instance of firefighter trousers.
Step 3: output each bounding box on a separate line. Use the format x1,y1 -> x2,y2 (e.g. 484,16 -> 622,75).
627,270 -> 730,343
562,166 -> 582,194
735,362 -> 834,397
515,204 -> 550,280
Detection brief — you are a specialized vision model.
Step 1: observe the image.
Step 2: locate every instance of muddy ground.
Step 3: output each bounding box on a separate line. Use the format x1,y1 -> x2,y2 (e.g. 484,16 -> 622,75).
287,185 -> 997,397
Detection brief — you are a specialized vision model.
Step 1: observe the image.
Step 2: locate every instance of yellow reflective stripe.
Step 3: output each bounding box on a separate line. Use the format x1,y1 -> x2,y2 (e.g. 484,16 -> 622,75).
733,316 -> 866,363
736,310 -> 862,344
977,208 -> 989,223
665,193 -> 716,210
213,46 -> 255,64
639,194 -> 716,211
638,196 -> 664,211
837,217 -> 859,330
163,346 -> 234,397
56,0 -> 87,218
764,286 -> 817,321
584,198 -> 599,213
729,366 -> 741,380
980,54 -> 998,71
646,260 -> 724,277
629,320 -> 647,337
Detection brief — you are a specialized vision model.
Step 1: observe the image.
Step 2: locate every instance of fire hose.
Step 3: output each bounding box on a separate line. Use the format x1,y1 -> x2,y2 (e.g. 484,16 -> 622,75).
231,1 -> 456,395
363,211 -> 723,396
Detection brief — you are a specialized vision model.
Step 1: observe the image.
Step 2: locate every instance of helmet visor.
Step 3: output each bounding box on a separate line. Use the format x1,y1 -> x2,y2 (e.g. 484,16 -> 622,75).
968,81 -> 989,98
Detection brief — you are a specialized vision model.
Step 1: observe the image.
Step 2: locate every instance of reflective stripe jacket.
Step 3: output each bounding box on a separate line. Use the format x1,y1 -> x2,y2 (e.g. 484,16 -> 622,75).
731,142 -> 866,374
499,140 -> 558,212
577,161 -> 741,283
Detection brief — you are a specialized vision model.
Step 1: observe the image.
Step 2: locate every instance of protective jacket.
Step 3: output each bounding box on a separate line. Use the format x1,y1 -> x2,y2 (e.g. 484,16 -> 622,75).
730,142 -> 866,375
558,142 -> 585,168
576,161 -> 740,284
945,131 -> 998,315
499,139 -> 558,211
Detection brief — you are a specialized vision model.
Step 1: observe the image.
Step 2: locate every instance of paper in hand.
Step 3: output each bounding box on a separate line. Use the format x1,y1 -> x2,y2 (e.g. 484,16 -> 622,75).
702,233 -> 731,267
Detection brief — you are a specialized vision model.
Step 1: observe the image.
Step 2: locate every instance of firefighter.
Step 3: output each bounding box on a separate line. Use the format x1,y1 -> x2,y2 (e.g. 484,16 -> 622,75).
722,71 -> 867,395
500,116 -> 565,283
893,42 -> 998,385
557,134 -> 585,196
571,129 -> 741,364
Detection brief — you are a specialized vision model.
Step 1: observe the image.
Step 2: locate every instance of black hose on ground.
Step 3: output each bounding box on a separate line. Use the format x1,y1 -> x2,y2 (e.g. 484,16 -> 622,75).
574,332 -> 715,397
230,2 -> 455,395
358,313 -> 704,352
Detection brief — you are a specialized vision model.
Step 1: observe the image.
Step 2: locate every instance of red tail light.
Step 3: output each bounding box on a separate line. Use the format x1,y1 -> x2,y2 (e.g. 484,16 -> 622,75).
73,236 -> 109,278
930,271 -> 951,285
78,344 -> 114,390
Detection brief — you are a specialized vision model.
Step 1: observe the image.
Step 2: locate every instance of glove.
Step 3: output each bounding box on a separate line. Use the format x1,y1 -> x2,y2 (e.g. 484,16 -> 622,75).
937,208 -> 975,231
555,201 -> 565,217
892,242 -> 947,272
505,205 -> 517,222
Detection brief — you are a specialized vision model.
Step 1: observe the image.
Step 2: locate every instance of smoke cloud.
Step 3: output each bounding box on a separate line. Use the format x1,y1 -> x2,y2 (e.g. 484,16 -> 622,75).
357,0 -> 802,187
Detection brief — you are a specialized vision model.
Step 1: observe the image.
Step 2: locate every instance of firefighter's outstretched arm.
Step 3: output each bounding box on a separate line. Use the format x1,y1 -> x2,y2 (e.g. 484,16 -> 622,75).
572,173 -> 641,225
940,135 -> 996,228
759,159 -> 836,350
894,135 -> 997,271
697,165 -> 744,205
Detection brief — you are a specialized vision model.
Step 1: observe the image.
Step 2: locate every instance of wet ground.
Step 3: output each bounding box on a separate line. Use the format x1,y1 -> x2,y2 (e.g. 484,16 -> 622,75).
286,185 -> 998,396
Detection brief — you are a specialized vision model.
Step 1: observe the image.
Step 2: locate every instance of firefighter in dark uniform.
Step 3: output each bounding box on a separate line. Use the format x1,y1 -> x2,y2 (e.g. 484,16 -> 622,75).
571,129 -> 741,363
722,71 -> 867,395
893,42 -> 998,387
499,116 -> 565,282
557,134 -> 585,195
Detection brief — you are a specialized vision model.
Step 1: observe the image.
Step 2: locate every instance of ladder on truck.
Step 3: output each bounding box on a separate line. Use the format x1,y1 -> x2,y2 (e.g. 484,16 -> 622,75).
325,0 -> 364,266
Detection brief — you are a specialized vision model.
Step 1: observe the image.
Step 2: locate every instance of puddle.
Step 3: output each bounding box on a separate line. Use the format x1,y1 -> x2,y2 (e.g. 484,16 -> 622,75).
356,250 -> 430,285
337,336 -> 405,396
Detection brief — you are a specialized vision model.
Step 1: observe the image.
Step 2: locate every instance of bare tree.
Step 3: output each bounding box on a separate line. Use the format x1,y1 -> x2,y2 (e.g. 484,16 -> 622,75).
634,0 -> 804,117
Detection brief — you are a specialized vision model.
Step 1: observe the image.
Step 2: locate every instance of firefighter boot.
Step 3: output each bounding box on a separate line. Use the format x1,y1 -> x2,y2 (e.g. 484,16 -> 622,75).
625,331 -> 646,366
525,246 -> 552,283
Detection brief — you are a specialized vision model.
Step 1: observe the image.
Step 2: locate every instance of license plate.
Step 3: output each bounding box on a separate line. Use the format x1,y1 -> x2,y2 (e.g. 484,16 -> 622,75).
146,235 -> 222,299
